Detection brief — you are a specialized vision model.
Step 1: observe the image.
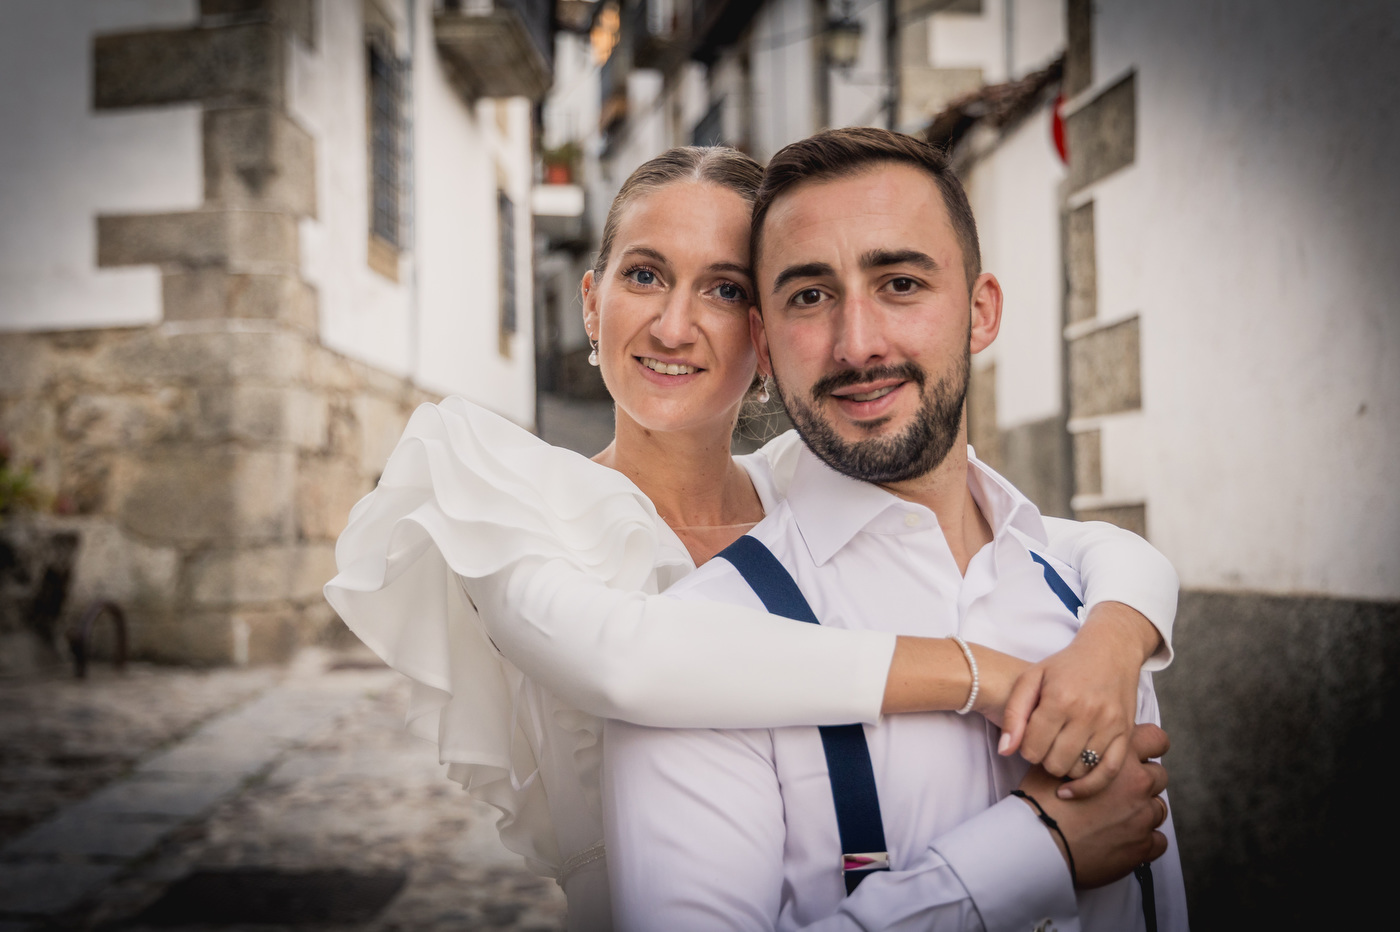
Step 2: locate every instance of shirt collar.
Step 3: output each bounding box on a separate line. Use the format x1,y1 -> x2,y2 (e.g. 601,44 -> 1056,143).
786,443 -> 1050,566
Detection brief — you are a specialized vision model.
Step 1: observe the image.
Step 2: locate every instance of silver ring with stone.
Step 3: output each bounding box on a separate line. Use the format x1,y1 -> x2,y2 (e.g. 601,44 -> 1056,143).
1079,748 -> 1101,770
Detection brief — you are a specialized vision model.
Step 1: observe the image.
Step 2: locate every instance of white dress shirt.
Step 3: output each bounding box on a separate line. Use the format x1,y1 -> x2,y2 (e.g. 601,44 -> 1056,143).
604,445 -> 1189,932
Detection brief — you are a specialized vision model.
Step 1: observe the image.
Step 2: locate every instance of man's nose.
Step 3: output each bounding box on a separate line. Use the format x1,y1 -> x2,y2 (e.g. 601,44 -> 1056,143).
832,294 -> 888,367
651,290 -> 698,347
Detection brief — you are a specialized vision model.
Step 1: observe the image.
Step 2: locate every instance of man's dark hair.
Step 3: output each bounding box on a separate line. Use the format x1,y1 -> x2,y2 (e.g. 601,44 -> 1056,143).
751,126 -> 982,290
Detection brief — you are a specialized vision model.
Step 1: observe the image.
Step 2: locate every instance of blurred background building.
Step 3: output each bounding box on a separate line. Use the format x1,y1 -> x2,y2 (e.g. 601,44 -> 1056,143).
1,0 -> 1396,928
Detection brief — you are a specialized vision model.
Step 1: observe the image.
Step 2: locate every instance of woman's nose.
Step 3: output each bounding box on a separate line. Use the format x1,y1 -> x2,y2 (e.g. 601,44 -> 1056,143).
650,291 -> 698,347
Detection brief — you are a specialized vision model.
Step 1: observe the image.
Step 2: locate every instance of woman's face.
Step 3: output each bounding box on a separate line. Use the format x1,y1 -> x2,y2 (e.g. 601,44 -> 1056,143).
583,181 -> 757,437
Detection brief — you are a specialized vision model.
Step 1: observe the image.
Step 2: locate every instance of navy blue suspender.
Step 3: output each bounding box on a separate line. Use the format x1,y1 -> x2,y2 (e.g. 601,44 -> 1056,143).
716,535 -> 890,894
718,535 -> 1157,929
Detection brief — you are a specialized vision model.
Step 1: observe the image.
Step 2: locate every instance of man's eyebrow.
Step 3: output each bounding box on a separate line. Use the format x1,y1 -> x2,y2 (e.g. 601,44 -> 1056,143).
860,249 -> 940,272
771,262 -> 835,295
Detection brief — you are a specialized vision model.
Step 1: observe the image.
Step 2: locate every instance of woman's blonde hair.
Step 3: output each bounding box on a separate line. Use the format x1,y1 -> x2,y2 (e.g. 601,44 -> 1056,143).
593,146 -> 763,275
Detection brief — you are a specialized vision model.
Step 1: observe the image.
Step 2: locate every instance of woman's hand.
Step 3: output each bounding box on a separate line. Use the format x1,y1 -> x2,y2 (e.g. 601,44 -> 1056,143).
997,602 -> 1162,799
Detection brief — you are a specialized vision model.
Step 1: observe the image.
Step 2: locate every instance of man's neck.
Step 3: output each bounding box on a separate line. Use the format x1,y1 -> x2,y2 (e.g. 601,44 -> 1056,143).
878,444 -> 993,576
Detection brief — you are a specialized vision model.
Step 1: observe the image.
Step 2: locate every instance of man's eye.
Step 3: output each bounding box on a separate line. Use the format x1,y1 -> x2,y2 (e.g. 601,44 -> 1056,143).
792,288 -> 823,307
716,282 -> 747,302
889,277 -> 917,293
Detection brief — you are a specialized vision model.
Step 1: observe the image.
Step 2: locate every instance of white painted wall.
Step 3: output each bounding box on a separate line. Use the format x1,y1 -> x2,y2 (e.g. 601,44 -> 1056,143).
291,0 -> 536,426
1085,0 -> 1400,599
966,104 -> 1067,430
749,0 -> 818,159
0,0 -> 201,333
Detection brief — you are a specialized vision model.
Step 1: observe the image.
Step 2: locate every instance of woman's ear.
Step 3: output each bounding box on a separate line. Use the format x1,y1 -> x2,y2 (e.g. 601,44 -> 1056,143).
581,269 -> 599,339
750,306 -> 773,377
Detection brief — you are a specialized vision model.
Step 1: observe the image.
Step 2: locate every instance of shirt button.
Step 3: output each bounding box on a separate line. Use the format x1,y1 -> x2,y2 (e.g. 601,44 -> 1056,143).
904,513 -> 920,527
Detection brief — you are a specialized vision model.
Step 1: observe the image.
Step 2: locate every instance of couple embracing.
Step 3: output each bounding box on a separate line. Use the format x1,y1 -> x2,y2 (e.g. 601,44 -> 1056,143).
326,127 -> 1188,931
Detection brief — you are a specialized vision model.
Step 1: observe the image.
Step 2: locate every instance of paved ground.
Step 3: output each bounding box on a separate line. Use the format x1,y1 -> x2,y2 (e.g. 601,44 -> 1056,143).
0,648 -> 566,930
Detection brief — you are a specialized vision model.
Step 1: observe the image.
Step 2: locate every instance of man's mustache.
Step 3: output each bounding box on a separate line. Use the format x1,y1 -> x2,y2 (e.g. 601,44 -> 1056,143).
808,363 -> 927,402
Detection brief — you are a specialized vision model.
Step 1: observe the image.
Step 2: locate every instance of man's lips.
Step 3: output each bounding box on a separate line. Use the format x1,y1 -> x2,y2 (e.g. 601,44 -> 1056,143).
830,380 -> 903,403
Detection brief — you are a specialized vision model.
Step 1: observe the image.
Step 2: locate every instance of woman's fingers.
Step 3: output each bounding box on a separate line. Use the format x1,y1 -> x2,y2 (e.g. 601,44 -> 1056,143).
1057,732 -> 1128,798
999,667 -> 1047,758
1040,712 -> 1096,777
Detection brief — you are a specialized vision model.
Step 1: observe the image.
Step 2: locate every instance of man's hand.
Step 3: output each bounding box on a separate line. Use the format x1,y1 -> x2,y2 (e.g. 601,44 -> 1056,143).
999,601 -> 1162,798
1016,723 -> 1171,888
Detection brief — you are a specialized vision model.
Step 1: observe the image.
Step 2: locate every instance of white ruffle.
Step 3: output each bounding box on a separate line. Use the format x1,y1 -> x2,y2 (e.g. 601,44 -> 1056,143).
325,396 -> 672,877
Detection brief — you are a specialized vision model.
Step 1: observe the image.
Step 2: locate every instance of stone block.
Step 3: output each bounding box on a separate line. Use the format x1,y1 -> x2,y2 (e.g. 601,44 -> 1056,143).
59,389 -> 188,448
113,446 -> 294,544
0,333 -> 54,397
0,396 -> 58,469
98,209 -> 298,270
188,542 -> 335,606
1067,72 -> 1136,192
233,605 -> 304,664
998,415 -> 1072,519
94,24 -> 282,110
296,456 -> 370,541
0,862 -> 121,916
204,107 -> 317,217
1073,428 -> 1102,496
194,385 -> 323,448
1066,201 -> 1096,324
965,362 -> 1000,471
93,328 -> 307,390
1068,316 -> 1141,418
1073,502 -> 1145,538
1157,591 -> 1400,928
354,395 -> 412,477
201,0 -> 316,47
1064,0 -> 1092,98
65,520 -> 180,620
305,346 -> 359,393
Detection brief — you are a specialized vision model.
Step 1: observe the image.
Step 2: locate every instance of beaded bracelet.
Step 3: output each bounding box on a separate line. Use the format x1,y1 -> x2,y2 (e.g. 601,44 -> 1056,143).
1011,789 -> 1078,886
948,634 -> 979,715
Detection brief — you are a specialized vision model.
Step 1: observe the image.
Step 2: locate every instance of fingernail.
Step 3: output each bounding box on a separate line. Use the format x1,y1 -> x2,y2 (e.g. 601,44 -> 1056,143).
1057,786 -> 1073,799
998,733 -> 1012,755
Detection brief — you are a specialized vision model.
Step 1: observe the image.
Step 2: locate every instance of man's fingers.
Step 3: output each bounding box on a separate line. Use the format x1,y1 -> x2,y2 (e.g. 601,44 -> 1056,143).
1130,723 -> 1169,760
1143,760 -> 1169,797
1152,796 -> 1169,829
1041,717 -> 1094,777
998,668 -> 1044,756
1057,732 -> 1128,799
1146,830 -> 1169,864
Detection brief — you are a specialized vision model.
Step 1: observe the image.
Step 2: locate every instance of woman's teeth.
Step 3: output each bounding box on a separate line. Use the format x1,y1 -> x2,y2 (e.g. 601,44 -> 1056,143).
641,357 -> 698,376
847,386 -> 896,402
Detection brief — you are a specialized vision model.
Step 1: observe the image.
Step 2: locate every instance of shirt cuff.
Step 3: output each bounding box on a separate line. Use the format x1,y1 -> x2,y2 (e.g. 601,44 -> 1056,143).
1081,592 -> 1176,672
931,796 -> 1080,932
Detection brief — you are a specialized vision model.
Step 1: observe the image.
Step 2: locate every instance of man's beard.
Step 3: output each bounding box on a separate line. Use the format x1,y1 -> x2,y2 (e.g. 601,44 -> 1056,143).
776,348 -> 970,485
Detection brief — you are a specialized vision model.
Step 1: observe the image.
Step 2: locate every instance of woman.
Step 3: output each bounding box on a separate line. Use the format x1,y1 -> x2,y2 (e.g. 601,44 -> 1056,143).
325,147 -> 1177,930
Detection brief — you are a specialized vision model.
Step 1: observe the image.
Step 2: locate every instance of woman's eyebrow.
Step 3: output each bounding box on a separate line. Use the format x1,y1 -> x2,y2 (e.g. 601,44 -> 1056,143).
617,246 -> 669,265
708,261 -> 754,280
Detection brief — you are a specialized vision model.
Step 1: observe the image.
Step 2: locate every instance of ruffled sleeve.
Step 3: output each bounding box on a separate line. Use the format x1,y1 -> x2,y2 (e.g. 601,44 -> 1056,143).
325,399 -> 897,870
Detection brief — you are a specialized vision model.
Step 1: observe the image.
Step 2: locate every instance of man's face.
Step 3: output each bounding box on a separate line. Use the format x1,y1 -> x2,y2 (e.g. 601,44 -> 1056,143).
752,163 -> 1001,484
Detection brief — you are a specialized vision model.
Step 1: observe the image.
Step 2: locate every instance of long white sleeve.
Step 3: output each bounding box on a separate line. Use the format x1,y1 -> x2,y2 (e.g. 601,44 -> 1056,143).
1041,517 -> 1179,670
468,555 -> 894,728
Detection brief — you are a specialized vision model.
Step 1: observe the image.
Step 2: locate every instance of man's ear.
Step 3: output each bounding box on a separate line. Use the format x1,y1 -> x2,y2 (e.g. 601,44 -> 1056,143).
750,306 -> 773,377
581,269 -> 599,340
969,272 -> 1003,355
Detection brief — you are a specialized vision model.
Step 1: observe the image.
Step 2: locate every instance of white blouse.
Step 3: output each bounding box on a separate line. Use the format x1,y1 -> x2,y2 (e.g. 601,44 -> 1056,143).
324,397 -> 1179,930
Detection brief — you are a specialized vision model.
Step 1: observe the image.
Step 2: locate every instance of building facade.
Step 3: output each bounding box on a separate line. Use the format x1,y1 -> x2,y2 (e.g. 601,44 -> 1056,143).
0,0 -> 550,666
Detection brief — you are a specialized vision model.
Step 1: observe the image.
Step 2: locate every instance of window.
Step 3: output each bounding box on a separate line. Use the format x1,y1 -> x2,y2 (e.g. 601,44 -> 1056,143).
498,189 -> 517,347
365,13 -> 403,280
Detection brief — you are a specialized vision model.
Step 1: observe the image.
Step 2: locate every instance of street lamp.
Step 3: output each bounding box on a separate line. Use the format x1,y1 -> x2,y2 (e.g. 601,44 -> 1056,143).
824,7 -> 863,71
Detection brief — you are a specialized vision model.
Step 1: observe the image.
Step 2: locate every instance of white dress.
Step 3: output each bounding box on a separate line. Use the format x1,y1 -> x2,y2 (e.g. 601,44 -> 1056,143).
324,397 -> 1179,932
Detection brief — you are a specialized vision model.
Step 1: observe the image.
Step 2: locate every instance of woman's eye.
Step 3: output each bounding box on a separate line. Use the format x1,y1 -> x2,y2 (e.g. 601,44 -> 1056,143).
716,282 -> 747,302
631,268 -> 657,286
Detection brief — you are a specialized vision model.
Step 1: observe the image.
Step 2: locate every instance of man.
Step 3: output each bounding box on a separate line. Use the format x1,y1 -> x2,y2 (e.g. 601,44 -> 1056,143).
603,128 -> 1188,931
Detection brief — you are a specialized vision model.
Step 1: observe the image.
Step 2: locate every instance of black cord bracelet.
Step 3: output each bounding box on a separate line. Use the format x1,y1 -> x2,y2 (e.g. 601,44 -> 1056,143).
1010,789 -> 1078,886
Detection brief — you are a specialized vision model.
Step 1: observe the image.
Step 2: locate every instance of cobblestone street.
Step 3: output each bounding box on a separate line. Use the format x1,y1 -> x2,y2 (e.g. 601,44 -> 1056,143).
0,648 -> 566,930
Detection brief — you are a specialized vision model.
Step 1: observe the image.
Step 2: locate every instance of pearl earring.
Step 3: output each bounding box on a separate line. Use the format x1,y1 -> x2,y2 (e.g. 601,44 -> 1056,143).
588,339 -> 599,367
757,375 -> 771,404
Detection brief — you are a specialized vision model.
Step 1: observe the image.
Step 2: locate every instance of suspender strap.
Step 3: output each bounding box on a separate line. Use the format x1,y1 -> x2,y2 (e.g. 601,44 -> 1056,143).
1032,550 -> 1159,932
716,535 -> 890,895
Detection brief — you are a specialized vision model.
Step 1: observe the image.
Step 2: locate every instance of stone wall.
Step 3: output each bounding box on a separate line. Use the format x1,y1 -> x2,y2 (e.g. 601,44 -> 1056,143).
0,1 -> 434,665
0,328 -> 431,665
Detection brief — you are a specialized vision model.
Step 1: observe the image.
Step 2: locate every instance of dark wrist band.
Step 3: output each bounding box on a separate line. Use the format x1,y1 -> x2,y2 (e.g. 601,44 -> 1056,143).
1011,789 -> 1078,886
